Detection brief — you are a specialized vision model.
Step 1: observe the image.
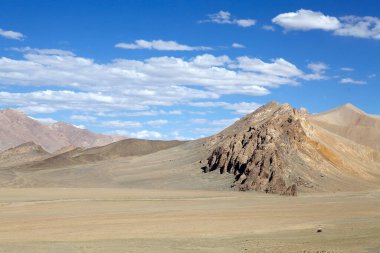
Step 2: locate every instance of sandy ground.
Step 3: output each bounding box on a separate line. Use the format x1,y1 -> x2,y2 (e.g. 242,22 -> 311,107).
0,188 -> 379,253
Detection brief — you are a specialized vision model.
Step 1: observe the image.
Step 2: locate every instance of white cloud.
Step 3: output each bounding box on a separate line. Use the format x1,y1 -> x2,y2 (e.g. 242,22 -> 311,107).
190,117 -> 242,136
192,54 -> 230,67
272,9 -> 340,31
191,118 -> 238,127
232,42 -> 245,48
28,116 -> 57,125
111,130 -> 163,139
262,25 -> 275,31
334,16 -> 380,40
9,47 -> 74,56
130,130 -> 162,139
340,67 -> 354,71
70,115 -> 97,122
96,110 -> 182,118
0,28 -> 25,40
146,119 -> 168,127
102,120 -> 142,128
115,40 -> 211,51
234,57 -> 303,78
203,11 -> 256,27
272,9 -> 380,40
18,105 -> 57,114
190,101 -> 261,114
235,19 -> 256,28
0,90 -> 139,114
302,62 -> 328,80
0,49 -> 322,116
340,78 -> 366,85
307,62 -> 328,73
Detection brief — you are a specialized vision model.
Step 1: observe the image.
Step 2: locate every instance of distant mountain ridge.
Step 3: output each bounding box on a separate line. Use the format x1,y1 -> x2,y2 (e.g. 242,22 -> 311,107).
0,109 -> 126,152
310,103 -> 380,150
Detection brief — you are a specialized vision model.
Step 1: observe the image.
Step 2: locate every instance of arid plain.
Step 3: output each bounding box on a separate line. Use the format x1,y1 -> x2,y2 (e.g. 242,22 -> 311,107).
0,188 -> 380,252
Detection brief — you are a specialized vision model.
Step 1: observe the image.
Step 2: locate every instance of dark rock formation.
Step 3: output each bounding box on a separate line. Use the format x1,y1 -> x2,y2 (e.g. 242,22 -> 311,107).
202,102 -> 309,196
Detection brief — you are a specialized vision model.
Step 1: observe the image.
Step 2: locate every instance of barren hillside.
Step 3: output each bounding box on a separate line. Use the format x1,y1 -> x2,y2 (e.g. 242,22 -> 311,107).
309,103 -> 380,150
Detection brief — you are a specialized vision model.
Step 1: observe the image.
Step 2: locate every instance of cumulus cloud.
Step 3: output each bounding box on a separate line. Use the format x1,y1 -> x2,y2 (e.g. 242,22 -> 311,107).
97,110 -> 182,118
0,90 -> 136,114
70,115 -> 97,122
191,118 -> 239,127
233,57 -> 303,78
340,78 -> 366,85
111,129 -> 163,139
0,28 -> 25,40
302,62 -> 328,80
272,9 -> 340,31
202,11 -> 256,27
340,67 -> 354,71
272,9 -> 380,40
115,40 -> 211,51
334,16 -> 380,40
146,119 -> 168,127
102,120 -> 142,128
0,49 -> 322,117
232,42 -> 245,48
9,47 -> 74,56
191,54 -> 230,67
189,101 -> 262,114
18,105 -> 57,114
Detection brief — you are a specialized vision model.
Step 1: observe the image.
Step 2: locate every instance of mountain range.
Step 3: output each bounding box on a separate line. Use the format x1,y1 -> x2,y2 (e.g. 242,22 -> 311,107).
0,109 -> 125,152
0,102 -> 379,195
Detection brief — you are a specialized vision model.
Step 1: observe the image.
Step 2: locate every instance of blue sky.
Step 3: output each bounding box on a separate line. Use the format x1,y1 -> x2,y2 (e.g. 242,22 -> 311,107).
0,0 -> 379,139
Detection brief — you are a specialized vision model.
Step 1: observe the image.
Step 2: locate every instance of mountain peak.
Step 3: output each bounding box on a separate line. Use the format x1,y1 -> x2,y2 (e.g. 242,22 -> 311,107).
340,103 -> 365,114
203,102 -> 309,195
0,108 -> 27,117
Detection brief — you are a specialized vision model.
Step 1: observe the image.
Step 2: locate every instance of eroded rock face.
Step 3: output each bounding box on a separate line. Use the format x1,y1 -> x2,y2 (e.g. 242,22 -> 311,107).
202,102 -> 308,196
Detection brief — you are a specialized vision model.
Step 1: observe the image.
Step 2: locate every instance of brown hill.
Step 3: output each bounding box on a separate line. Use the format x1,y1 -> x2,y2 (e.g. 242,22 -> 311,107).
0,109 -> 125,152
22,138 -> 186,170
309,103 -> 380,150
201,102 -> 380,195
0,142 -> 50,167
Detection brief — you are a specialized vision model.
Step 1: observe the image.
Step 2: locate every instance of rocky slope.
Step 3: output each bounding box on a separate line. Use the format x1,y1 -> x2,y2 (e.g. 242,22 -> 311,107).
201,102 -> 380,195
0,109 -> 125,152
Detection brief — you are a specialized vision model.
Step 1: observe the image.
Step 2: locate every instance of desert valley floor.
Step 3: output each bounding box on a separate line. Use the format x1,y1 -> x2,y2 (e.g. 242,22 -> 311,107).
0,188 -> 380,253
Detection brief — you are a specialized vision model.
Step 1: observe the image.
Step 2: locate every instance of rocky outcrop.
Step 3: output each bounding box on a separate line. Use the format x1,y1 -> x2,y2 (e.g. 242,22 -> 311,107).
202,102 -> 309,196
